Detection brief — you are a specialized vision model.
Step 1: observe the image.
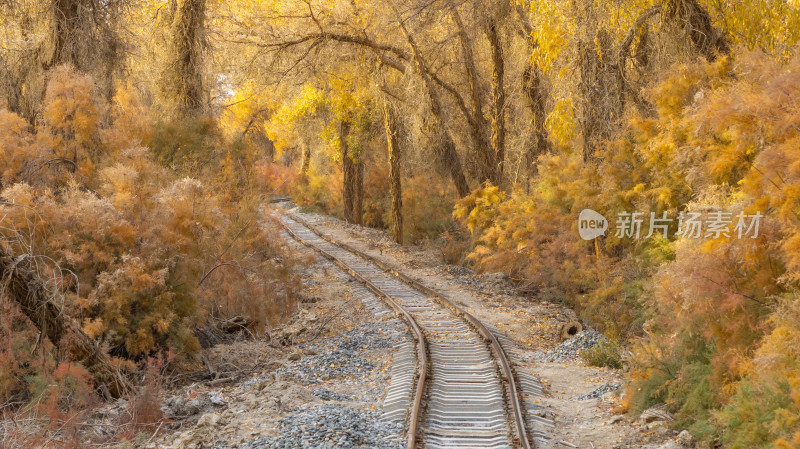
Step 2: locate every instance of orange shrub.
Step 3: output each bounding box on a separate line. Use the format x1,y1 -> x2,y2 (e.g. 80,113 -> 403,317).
256,160 -> 298,197
43,66 -> 103,180
1,69 -> 299,367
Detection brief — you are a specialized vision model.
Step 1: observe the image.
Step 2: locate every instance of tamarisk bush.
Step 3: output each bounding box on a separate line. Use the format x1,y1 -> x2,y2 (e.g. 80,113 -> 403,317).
0,66 -> 298,410
455,52 -> 800,445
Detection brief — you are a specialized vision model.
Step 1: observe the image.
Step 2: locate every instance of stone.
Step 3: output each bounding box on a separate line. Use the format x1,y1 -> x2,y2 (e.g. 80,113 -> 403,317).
197,412 -> 224,427
640,405 -> 675,424
209,393 -> 227,406
163,396 -> 203,418
677,430 -> 694,446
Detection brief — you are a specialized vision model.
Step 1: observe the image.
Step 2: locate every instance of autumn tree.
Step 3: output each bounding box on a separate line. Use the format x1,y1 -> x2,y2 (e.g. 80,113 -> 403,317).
0,0 -> 125,121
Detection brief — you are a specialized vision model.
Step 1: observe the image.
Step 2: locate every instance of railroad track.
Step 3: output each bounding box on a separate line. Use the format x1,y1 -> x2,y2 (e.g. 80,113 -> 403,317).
277,211 -> 537,449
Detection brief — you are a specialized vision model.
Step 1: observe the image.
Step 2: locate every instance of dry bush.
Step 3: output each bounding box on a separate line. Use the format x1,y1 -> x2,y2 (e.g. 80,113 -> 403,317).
439,227 -> 471,266
100,84 -> 154,155
0,110 -> 37,189
401,174 -> 460,243
452,56 -> 800,444
196,208 -> 301,334
256,161 -> 298,197
0,66 -> 301,430
720,297 -> 800,448
43,66 -> 103,180
0,359 -> 99,449
294,163 -> 344,217
623,52 -> 800,444
0,293 -> 39,405
127,352 -> 172,432
361,162 -> 390,229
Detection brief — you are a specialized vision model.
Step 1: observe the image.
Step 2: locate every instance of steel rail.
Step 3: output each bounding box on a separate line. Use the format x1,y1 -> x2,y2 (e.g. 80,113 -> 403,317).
278,216 -> 427,449
278,211 -> 532,449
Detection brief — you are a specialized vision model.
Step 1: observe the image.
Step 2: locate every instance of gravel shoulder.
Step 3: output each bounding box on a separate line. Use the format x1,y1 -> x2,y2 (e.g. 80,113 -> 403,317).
142,220 -> 407,449
281,206 -> 693,449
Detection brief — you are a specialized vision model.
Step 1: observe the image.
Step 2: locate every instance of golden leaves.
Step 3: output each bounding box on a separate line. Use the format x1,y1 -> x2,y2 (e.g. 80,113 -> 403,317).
452,183 -> 506,234
44,66 -> 101,146
544,98 -> 577,148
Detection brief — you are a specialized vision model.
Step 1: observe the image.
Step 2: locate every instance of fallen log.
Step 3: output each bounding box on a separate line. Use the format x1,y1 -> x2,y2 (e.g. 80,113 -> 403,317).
0,247 -> 132,399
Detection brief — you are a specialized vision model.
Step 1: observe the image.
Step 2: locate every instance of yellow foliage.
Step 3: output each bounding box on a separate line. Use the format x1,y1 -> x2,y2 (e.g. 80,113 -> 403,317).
710,0 -> 800,58
266,79 -> 375,163
545,98 -> 577,148
267,85 -> 325,151
453,183 -> 506,234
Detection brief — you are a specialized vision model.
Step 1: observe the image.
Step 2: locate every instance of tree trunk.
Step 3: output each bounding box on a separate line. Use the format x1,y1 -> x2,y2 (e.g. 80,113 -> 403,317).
664,0 -> 729,61
579,29 -> 622,162
340,120 -> 355,223
396,18 -> 471,198
384,101 -> 403,244
440,140 -> 471,197
512,5 -> 552,179
487,19 -> 506,186
522,63 -> 551,176
265,138 -> 276,163
0,248 -> 131,399
300,144 -> 311,177
342,155 -> 355,223
452,8 -> 495,184
167,0 -> 207,115
353,160 -> 363,225
49,0 -> 82,69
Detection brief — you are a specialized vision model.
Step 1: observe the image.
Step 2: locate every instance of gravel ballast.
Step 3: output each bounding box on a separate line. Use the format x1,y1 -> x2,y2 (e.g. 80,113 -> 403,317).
277,321 -> 404,385
576,382 -> 622,400
532,330 -> 606,363
238,404 -> 404,449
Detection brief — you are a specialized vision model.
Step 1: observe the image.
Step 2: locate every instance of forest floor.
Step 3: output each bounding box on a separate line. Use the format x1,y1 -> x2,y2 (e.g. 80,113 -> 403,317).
5,205 -> 695,449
